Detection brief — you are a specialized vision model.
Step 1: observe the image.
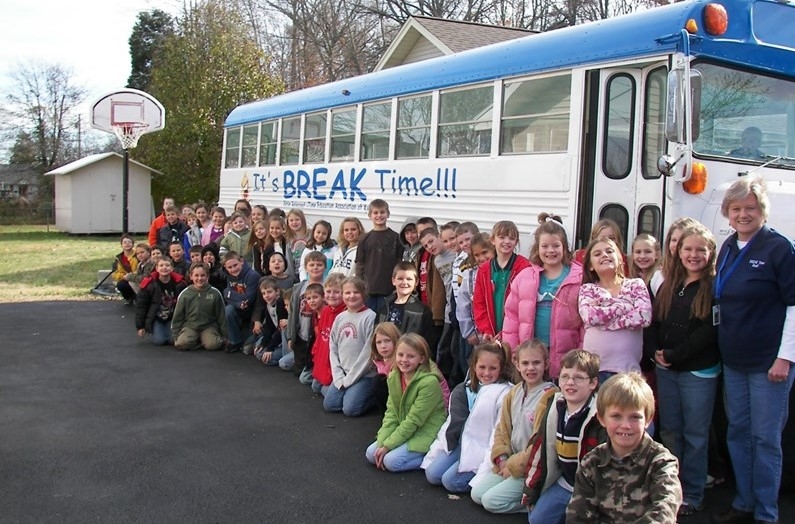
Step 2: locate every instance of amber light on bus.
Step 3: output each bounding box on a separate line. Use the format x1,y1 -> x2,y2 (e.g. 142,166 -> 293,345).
704,3 -> 728,35
684,162 -> 708,194
685,19 -> 699,34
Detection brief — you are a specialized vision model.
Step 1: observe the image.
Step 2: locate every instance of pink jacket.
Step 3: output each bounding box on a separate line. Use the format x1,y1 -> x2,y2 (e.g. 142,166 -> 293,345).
472,254 -> 531,338
502,263 -> 584,378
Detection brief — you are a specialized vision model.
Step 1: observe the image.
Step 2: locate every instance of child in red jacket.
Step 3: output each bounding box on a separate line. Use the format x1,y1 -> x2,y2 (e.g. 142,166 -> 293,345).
310,273 -> 347,396
472,221 -> 530,342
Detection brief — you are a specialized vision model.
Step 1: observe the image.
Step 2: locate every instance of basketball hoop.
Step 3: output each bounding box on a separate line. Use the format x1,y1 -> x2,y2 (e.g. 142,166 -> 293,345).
113,122 -> 150,150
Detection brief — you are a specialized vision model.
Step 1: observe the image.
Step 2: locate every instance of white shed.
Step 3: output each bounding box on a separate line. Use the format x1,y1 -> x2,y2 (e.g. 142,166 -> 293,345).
46,153 -> 160,234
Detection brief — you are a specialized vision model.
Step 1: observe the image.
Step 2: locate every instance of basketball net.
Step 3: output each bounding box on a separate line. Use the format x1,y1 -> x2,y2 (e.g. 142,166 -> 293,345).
112,122 -> 149,150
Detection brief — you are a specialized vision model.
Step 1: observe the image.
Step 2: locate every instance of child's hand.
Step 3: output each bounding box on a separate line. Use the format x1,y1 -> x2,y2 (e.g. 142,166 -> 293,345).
252,321 -> 262,335
240,300 -> 249,310
499,462 -> 511,478
466,333 -> 479,346
137,328 -> 146,338
374,446 -> 389,470
261,351 -> 273,364
278,319 -> 288,329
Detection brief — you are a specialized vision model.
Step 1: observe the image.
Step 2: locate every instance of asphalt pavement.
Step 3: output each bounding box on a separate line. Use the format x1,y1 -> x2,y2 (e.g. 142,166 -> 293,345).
1,300 -> 793,524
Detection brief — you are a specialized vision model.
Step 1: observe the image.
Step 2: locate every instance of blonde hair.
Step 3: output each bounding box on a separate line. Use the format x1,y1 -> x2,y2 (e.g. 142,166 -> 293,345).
396,333 -> 433,372
285,208 -> 308,240
336,217 -> 364,249
629,233 -> 661,285
597,372 -> 655,421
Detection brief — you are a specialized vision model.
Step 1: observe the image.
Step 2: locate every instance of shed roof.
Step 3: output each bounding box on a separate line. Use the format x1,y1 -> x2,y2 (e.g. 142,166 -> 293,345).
45,152 -> 162,176
375,16 -> 534,71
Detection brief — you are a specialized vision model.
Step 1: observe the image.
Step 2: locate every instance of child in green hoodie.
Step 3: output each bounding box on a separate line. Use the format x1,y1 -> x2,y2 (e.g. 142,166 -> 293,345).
365,333 -> 447,472
172,262 -> 228,351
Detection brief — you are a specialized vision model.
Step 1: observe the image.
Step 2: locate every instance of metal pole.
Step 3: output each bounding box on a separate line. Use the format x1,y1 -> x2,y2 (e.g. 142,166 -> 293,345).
123,149 -> 130,234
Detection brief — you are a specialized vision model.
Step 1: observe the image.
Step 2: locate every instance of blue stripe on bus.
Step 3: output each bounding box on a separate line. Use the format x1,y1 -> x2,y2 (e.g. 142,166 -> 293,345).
225,0 -> 793,128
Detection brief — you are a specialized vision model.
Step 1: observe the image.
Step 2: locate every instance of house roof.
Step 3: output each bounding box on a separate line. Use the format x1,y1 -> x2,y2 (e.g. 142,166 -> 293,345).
375,16 -> 534,71
0,164 -> 39,185
45,152 -> 162,176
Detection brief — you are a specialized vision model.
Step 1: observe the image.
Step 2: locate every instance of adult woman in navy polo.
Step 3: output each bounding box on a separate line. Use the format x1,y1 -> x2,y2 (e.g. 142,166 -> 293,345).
711,176 -> 795,524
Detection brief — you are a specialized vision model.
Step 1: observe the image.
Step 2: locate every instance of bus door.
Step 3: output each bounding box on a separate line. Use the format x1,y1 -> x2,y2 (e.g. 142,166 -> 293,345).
581,65 -> 668,252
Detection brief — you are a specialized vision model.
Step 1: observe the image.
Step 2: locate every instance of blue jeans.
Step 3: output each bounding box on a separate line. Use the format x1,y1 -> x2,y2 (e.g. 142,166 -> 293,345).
365,441 -> 425,472
279,351 -> 294,370
152,319 -> 172,345
253,338 -> 284,366
224,304 -> 250,345
656,367 -> 717,507
323,376 -> 375,417
311,379 -> 329,396
528,481 -> 570,524
723,365 -> 795,522
424,446 -> 474,493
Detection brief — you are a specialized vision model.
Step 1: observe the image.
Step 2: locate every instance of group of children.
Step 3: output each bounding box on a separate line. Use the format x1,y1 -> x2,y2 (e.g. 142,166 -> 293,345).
110,195 -> 756,522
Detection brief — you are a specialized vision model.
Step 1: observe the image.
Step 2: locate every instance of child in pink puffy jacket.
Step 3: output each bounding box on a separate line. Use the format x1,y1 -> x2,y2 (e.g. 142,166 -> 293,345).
502,213 -> 583,380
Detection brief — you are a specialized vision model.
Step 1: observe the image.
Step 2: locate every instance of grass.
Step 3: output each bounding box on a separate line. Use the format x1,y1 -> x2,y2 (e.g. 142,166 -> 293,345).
0,225 -> 124,302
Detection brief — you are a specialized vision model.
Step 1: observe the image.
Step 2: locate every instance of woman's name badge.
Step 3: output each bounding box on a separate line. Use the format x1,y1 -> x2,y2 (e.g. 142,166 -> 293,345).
712,305 -> 721,326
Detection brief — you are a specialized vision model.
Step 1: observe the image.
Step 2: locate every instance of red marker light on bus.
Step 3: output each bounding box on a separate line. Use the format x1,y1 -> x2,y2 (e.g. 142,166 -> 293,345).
704,3 -> 728,35
684,162 -> 708,194
686,18 -> 699,34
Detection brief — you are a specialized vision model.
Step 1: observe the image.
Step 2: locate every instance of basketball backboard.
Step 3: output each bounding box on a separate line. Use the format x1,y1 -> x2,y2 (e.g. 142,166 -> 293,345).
91,88 -> 165,136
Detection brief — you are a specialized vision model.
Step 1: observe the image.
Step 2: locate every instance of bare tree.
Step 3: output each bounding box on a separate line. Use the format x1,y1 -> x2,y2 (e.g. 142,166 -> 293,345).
1,62 -> 86,169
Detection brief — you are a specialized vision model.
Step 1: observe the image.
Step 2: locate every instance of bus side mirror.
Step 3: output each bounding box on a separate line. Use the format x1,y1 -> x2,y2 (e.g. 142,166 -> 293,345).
665,68 -> 702,143
657,154 -> 677,176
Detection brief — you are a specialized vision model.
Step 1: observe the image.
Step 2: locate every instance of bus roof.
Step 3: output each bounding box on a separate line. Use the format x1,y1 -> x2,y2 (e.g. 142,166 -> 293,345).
226,0 -> 795,128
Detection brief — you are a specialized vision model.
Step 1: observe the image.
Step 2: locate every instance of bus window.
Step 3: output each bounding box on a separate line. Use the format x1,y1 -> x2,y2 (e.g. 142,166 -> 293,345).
280,117 -> 301,165
642,68 -> 666,179
303,112 -> 327,163
693,63 -> 795,164
330,108 -> 356,162
225,127 -> 241,168
259,121 -> 277,166
602,74 -> 636,179
438,84 -> 493,157
599,204 -> 629,251
637,205 -> 661,238
501,74 -> 571,154
396,95 -> 431,159
241,125 -> 259,167
361,102 -> 391,160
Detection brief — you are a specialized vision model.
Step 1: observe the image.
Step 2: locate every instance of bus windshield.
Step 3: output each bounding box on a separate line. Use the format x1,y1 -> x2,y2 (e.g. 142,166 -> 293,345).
693,62 -> 795,167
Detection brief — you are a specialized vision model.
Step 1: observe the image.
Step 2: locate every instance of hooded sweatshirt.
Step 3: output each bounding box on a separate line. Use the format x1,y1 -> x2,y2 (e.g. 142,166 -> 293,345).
171,283 -> 228,340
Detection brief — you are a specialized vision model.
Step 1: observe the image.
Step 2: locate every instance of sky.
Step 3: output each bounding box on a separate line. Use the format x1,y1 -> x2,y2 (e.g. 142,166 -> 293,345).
1,0 -> 182,145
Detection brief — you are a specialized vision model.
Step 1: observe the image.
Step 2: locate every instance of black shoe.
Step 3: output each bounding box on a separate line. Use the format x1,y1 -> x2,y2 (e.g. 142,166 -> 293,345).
225,342 -> 242,353
711,508 -> 754,524
679,503 -> 702,517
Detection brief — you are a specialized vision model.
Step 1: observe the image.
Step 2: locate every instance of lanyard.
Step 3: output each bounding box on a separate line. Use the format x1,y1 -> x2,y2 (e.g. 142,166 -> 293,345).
714,234 -> 757,301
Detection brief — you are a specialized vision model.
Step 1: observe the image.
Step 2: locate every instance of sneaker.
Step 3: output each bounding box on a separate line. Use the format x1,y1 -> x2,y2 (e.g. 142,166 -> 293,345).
225,342 -> 242,353
679,503 -> 703,517
242,342 -> 254,355
711,508 -> 754,524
